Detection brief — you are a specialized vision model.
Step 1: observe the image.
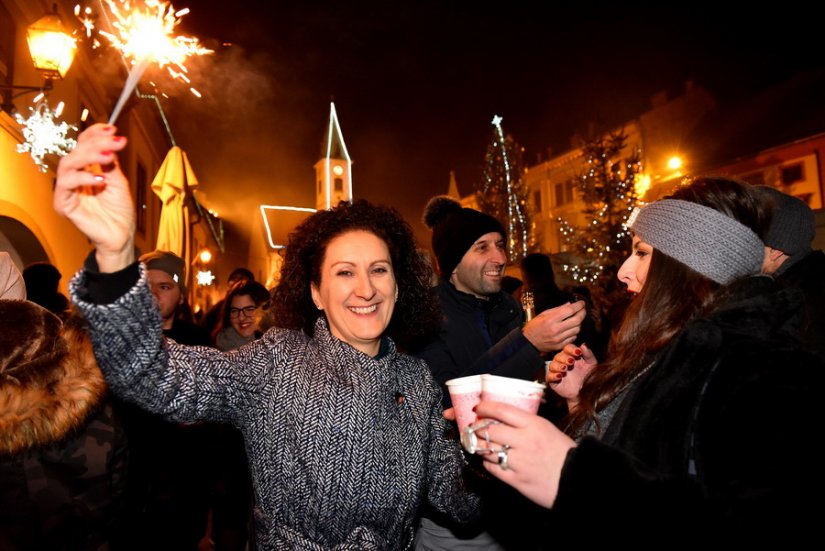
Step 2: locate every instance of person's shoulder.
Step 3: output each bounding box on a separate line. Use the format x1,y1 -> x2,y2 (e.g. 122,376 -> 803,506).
260,325 -> 310,348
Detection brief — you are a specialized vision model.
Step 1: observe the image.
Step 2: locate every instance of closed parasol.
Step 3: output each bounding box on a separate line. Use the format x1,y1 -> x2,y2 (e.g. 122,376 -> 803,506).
151,146 -> 199,280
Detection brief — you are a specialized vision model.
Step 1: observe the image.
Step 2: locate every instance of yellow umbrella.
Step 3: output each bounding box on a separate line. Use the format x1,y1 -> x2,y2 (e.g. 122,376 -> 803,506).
151,146 -> 199,280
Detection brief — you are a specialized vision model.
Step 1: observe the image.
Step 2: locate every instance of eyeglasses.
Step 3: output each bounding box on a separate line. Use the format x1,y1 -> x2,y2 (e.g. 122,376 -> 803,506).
229,305 -> 258,318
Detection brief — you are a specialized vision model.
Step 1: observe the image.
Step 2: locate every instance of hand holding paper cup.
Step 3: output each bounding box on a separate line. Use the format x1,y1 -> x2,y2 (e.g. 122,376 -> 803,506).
457,375 -> 546,455
445,375 -> 483,434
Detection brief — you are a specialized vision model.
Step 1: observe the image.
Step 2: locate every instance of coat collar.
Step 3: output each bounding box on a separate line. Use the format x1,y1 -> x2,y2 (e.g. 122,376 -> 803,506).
312,316 -> 397,363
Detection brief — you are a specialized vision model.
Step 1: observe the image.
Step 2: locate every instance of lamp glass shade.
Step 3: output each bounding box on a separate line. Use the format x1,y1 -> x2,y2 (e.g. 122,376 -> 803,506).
26,13 -> 77,80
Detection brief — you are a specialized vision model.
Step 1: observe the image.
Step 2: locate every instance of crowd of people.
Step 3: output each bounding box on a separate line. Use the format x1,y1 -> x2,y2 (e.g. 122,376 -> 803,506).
0,122 -> 822,549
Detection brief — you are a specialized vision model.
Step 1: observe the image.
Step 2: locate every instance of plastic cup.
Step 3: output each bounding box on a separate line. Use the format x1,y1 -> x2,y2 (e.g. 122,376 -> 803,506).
445,375 -> 483,433
480,374 -> 545,414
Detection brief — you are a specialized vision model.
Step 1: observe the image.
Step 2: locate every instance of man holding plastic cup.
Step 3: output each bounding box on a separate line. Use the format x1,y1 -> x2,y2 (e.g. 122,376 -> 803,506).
413,196 -> 586,550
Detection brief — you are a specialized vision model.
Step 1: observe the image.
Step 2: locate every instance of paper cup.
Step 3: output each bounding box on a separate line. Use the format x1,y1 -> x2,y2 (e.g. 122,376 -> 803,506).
480,374 -> 545,414
446,375 -> 482,433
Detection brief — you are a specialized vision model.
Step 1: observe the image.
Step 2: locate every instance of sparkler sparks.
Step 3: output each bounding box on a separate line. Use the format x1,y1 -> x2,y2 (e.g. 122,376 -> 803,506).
99,0 -> 211,75
78,0 -> 213,123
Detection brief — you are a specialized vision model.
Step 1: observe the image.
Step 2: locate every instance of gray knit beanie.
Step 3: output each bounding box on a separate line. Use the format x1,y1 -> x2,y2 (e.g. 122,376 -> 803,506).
627,199 -> 764,284
140,250 -> 187,296
755,186 -> 815,257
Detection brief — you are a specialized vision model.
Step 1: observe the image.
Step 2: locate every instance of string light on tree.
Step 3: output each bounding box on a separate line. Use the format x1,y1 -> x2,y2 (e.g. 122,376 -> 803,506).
557,130 -> 642,289
476,115 -> 533,259
15,100 -> 77,172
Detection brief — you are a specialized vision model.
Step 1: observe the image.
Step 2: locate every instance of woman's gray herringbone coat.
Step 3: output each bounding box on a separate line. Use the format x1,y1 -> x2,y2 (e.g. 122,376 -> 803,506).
70,268 -> 479,550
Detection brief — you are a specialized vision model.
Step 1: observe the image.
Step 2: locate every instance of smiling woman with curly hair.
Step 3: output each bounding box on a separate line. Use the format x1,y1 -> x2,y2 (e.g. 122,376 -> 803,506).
270,199 -> 441,349
53,126 -> 478,551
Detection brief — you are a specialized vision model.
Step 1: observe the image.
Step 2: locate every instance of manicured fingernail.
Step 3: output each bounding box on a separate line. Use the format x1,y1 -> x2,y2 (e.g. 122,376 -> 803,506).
574,348 -> 582,356
93,174 -> 104,182
102,125 -> 113,132
113,136 -> 124,142
566,357 -> 574,365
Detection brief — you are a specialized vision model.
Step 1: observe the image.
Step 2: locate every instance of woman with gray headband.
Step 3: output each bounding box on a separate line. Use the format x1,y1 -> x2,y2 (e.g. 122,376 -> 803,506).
461,177 -> 824,542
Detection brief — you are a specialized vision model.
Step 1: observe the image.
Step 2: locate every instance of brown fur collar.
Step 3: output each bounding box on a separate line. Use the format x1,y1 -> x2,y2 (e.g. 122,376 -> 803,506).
0,300 -> 107,455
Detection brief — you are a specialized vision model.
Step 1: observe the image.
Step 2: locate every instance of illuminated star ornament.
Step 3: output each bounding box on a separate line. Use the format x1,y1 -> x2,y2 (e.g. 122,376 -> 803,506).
196,270 -> 216,286
15,100 -> 77,172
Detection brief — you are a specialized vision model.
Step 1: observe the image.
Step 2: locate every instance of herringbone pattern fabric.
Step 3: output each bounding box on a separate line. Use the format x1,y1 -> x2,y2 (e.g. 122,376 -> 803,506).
71,267 -> 479,550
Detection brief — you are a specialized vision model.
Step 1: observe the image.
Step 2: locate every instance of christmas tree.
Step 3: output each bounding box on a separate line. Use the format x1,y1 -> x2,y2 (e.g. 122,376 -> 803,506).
558,130 -> 642,291
476,115 -> 533,260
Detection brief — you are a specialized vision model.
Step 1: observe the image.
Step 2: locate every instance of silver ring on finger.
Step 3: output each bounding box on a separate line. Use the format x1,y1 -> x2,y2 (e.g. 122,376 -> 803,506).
497,446 -> 510,470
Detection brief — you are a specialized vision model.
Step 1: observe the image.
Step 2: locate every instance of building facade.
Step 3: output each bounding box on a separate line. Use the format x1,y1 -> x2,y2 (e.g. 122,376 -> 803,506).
249,102 -> 353,289
466,80 -> 824,282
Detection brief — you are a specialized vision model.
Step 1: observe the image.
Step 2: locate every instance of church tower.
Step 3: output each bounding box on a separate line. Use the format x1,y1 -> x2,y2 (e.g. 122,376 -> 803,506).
314,102 -> 353,210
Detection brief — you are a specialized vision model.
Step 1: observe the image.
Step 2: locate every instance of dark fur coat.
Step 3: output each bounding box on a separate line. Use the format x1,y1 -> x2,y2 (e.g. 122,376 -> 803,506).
0,300 -> 127,550
553,276 -> 825,544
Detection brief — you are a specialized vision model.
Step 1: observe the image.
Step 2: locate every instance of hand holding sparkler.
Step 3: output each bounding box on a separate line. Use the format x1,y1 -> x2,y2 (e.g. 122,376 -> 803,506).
54,123 -> 135,272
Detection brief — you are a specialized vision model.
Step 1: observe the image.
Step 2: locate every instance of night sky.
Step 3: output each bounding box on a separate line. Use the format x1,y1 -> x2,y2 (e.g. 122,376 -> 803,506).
156,1 -> 822,255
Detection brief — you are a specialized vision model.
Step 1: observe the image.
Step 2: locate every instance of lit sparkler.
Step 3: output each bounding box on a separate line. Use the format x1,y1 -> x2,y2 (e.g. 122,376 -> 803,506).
94,0 -> 212,123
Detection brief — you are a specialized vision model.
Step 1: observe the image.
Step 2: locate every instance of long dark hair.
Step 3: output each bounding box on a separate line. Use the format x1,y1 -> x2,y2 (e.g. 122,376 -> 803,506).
565,176 -> 772,435
269,199 -> 441,348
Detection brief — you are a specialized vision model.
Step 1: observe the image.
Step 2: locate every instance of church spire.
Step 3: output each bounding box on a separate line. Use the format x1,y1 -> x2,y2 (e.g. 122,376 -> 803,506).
314,102 -> 353,210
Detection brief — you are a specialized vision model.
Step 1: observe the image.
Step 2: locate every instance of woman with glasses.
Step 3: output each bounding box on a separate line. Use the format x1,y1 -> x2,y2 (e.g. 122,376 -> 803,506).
208,278 -> 270,550
52,124 -> 479,550
213,280 -> 270,352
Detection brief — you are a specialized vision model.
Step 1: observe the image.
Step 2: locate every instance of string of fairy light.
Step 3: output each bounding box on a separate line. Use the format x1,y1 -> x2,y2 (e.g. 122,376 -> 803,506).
489,115 -> 529,259
558,148 -> 643,284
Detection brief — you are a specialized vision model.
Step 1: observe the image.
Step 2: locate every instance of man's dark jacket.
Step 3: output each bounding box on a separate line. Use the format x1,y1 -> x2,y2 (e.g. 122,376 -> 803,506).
416,280 -> 544,405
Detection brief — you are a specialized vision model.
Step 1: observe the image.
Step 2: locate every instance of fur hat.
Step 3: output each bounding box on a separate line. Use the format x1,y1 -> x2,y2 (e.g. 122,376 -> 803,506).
756,186 -> 815,258
0,252 -> 25,300
422,196 -> 506,278
0,302 -> 106,455
139,250 -> 186,296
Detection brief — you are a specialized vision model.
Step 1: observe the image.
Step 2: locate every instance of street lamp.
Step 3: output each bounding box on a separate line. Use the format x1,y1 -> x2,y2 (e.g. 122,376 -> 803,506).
667,156 -> 683,171
198,248 -> 213,265
26,9 -> 77,81
1,7 -> 77,112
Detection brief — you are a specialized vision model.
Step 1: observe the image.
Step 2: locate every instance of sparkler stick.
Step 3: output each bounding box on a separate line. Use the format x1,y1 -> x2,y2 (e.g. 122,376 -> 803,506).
108,57 -> 150,124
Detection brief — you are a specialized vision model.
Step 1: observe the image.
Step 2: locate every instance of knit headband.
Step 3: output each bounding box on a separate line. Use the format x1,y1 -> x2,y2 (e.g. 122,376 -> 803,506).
627,199 -> 764,284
